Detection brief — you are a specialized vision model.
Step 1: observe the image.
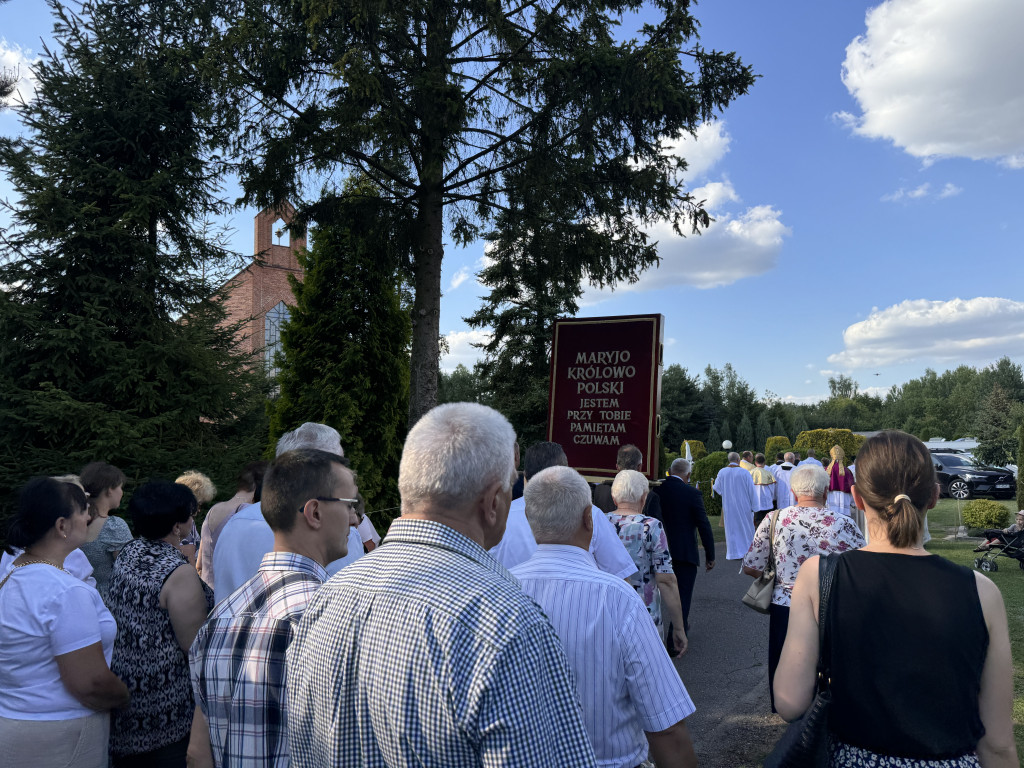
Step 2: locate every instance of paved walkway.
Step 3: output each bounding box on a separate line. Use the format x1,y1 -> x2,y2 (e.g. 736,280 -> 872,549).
672,541 -> 787,767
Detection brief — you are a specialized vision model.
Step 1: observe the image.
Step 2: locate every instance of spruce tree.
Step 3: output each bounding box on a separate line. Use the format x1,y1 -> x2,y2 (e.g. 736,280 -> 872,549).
0,0 -> 265,507
267,190 -> 411,518
773,417 -> 788,443
720,419 -> 733,444
706,423 -> 722,453
210,0 -> 756,423
735,412 -> 754,453
755,411 -> 772,454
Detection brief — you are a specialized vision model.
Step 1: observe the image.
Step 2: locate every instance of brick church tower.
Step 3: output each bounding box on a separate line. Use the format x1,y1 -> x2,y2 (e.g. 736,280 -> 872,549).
220,202 -> 305,373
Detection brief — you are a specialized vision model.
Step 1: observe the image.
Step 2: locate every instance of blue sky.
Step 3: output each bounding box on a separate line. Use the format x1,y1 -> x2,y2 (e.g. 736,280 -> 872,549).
3,0 -> 1023,404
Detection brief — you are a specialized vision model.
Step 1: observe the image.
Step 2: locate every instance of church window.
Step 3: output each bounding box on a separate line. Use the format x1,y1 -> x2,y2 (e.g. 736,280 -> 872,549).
265,301 -> 289,376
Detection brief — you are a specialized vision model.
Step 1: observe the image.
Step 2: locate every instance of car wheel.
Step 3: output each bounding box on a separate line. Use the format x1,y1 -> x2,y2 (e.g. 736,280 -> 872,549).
948,480 -> 971,500
974,558 -> 983,569
979,559 -> 992,572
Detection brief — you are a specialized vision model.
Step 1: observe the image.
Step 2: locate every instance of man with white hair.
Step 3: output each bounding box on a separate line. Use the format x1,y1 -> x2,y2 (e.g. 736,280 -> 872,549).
512,466 -> 697,768
286,403 -> 596,767
213,422 -> 363,602
654,458 -> 715,636
774,452 -> 797,508
490,440 -> 635,578
712,452 -> 757,561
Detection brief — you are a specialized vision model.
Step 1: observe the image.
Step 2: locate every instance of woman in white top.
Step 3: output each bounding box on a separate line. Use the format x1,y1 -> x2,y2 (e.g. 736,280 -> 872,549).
0,477 -> 130,768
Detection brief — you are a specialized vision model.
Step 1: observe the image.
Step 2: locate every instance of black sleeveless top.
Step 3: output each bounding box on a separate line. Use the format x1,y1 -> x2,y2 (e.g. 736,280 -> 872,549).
825,551 -> 987,759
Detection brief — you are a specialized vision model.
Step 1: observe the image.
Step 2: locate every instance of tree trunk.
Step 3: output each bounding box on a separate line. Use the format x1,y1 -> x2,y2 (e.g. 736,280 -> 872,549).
408,186 -> 443,427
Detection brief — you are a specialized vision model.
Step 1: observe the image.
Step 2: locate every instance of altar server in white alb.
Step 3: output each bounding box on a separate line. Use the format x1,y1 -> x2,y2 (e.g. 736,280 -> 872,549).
512,465 -> 697,768
712,453 -> 757,560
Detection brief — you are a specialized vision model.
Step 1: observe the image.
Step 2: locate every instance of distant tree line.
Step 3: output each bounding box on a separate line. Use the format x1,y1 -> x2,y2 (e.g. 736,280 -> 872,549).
440,357 -> 1024,465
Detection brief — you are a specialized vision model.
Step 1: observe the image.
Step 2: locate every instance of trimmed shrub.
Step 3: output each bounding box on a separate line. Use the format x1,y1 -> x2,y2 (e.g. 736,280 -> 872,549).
764,435 -> 793,460
682,440 -> 707,462
692,450 -> 729,517
663,451 -> 679,476
794,429 -> 865,465
962,499 -> 1010,530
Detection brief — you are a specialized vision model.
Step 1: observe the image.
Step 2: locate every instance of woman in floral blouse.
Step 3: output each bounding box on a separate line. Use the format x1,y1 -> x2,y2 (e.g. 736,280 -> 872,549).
608,470 -> 687,656
742,464 -> 864,712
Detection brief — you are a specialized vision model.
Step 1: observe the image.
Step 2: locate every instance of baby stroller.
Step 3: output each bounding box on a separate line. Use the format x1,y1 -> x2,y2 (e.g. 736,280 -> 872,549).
973,528 -> 1024,572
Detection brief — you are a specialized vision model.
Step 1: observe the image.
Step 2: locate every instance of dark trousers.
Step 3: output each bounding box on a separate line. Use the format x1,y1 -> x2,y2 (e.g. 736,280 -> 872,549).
768,602 -> 791,714
754,509 -> 773,529
671,560 -> 698,632
113,735 -> 189,768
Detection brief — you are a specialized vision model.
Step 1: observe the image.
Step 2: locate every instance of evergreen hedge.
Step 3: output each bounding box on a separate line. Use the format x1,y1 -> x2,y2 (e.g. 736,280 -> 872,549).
692,451 -> 729,517
794,429 -> 865,464
764,435 -> 793,460
682,440 -> 707,462
962,499 -> 1010,530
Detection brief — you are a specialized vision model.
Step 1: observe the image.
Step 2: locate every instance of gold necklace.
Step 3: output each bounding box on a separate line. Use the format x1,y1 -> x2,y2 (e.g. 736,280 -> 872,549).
13,556 -> 69,573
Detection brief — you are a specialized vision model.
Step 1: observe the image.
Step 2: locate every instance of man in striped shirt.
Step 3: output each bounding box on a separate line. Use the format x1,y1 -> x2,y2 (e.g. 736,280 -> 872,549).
512,465 -> 698,768
286,403 -> 597,767
189,448 -> 358,767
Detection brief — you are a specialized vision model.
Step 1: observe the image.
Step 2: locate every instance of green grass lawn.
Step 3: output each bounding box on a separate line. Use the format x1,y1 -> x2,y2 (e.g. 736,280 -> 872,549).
926,498 -> 1024,757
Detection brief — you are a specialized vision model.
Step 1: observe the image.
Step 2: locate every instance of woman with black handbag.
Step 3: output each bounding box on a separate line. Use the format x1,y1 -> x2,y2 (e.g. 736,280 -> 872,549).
774,430 -> 1017,767
742,464 -> 864,713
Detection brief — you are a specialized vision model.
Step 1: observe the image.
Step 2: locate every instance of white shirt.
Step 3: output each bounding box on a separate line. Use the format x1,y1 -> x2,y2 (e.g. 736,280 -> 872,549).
490,496 -> 636,579
213,502 -> 363,602
799,457 -> 824,468
356,515 -> 381,547
773,463 -> 796,510
0,563 -> 117,720
511,545 -> 695,768
1,548 -> 96,589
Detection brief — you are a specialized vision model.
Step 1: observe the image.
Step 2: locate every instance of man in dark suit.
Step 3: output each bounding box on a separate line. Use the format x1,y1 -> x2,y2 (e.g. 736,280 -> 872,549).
654,458 -> 715,635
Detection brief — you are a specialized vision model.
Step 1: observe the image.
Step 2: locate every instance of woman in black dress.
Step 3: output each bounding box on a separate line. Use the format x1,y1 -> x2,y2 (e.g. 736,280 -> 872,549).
774,430 -> 1017,767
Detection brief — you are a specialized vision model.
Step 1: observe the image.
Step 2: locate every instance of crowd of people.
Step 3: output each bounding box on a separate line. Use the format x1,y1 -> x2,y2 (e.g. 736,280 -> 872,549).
0,403 -> 1019,767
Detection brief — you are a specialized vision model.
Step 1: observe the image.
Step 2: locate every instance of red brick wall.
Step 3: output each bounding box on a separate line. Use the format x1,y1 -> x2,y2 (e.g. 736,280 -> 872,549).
219,203 -> 305,358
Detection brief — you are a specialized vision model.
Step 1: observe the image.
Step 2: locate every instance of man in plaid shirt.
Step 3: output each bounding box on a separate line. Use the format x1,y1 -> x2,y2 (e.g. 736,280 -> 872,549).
286,403 -> 597,767
189,448 -> 358,767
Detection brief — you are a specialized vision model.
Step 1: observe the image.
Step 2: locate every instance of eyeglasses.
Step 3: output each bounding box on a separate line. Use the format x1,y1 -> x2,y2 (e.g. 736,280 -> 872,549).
299,497 -> 359,513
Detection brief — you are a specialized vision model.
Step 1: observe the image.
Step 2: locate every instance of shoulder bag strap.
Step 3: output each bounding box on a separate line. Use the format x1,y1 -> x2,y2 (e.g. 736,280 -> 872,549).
209,503 -> 246,547
765,510 -> 780,577
816,553 -> 840,688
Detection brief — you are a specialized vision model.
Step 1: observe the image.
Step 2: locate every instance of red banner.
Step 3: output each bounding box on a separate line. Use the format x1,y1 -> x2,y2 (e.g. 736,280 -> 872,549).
547,314 -> 663,480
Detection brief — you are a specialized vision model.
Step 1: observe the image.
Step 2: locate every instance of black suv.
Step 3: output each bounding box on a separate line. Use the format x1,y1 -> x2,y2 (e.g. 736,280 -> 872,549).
932,453 -> 1016,500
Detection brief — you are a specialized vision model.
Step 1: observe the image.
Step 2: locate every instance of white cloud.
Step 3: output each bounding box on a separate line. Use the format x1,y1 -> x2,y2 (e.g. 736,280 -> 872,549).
582,201 -> 789,297
448,266 -> 471,290
840,0 -> 1024,167
691,180 -> 739,210
783,393 -> 826,405
580,123 -> 789,298
665,337 -> 677,347
828,297 -> 1024,368
819,369 -> 839,377
0,40 -> 38,104
881,181 -> 963,202
664,121 -> 732,180
440,329 -> 490,372
861,386 -> 889,398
